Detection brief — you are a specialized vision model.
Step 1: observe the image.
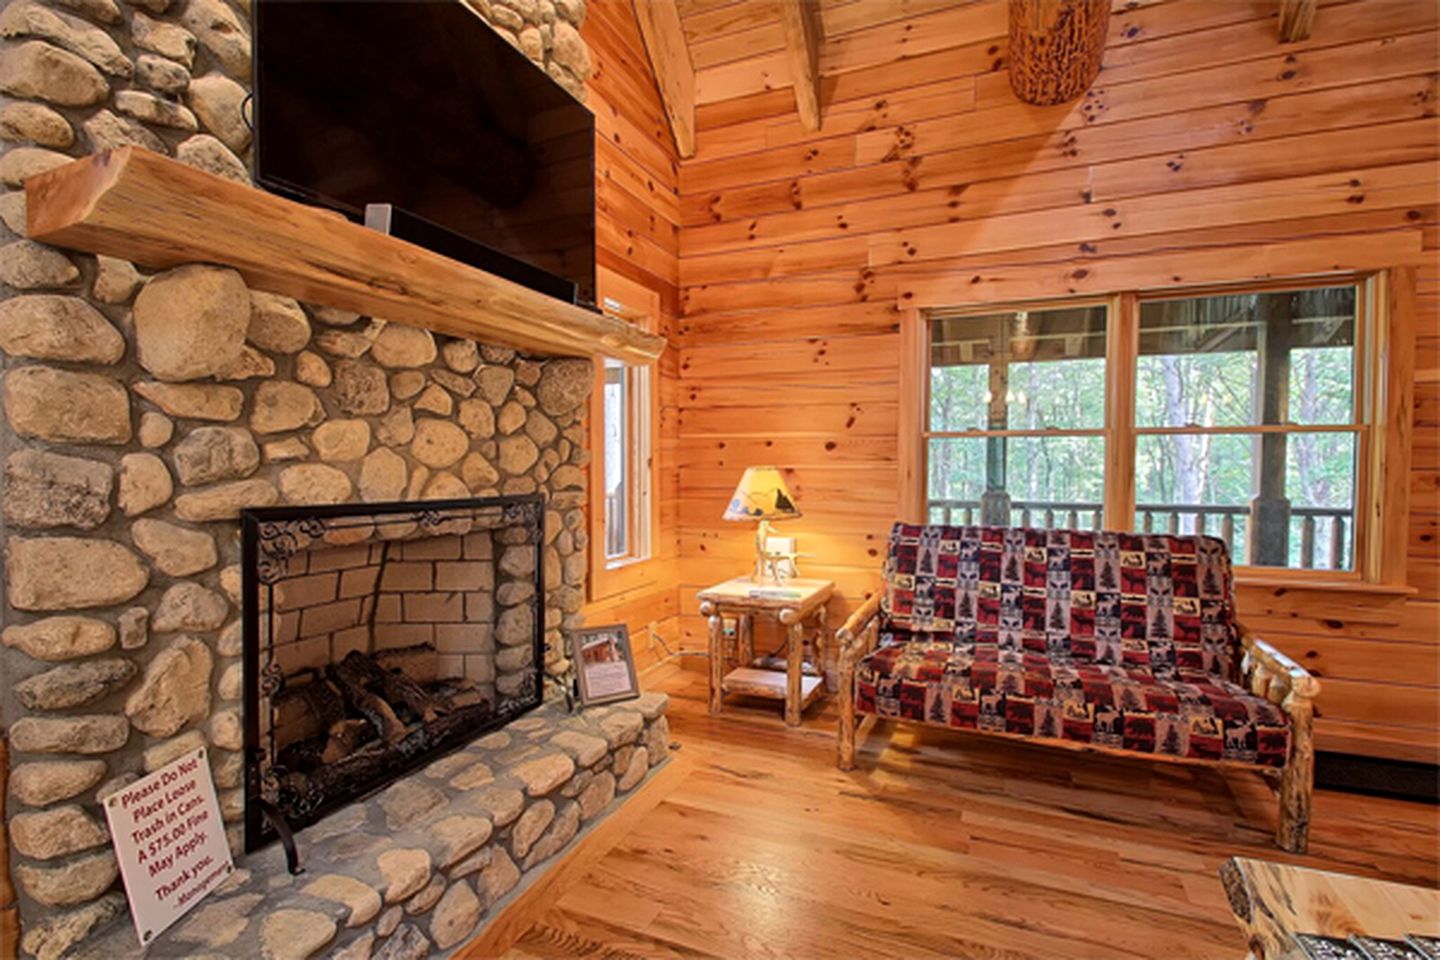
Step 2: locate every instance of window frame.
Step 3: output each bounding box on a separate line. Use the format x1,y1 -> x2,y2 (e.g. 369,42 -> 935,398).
588,267 -> 662,602
901,269 -> 1414,590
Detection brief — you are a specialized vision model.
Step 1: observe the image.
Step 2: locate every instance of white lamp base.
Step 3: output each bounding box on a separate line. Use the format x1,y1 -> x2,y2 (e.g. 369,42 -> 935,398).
752,518 -> 777,585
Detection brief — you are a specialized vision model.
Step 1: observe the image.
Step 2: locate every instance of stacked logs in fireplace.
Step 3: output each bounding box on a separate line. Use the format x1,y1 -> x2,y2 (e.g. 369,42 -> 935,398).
271,643 -> 492,812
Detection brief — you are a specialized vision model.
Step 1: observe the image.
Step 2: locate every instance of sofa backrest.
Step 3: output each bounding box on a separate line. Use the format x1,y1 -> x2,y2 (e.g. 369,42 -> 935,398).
881,523 -> 1241,680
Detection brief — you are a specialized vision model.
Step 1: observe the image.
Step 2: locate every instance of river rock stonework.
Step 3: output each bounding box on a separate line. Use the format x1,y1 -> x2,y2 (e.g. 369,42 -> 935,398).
0,0 -> 596,955
72,695 -> 669,960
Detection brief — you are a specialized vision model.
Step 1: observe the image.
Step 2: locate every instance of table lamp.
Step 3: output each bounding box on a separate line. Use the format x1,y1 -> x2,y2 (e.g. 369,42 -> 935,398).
723,466 -> 802,584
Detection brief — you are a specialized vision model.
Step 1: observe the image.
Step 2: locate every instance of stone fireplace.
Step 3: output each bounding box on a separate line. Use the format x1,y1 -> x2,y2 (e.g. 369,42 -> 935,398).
241,496 -> 546,852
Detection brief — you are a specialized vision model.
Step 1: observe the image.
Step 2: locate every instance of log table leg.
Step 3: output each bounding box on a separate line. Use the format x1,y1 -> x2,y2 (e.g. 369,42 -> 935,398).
783,609 -> 803,727
702,600 -> 723,715
696,578 -> 836,728
815,603 -> 831,692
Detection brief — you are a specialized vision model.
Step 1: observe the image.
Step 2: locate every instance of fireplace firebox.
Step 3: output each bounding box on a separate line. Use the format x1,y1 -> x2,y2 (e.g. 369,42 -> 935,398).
240,495 -> 545,853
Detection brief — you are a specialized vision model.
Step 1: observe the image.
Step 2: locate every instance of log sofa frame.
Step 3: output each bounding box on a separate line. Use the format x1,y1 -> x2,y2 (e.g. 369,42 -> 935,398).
836,593 -> 1321,853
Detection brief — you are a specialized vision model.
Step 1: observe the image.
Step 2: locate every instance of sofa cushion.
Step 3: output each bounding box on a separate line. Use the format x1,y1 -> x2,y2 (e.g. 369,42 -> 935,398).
854,639 -> 1290,768
880,524 -> 1241,680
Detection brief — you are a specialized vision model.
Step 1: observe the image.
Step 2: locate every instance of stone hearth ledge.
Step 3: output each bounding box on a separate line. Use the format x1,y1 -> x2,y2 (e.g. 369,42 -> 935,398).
50,693 -> 670,960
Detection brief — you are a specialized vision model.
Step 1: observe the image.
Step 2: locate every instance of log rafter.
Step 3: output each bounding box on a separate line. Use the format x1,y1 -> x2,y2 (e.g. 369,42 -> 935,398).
1278,0 -> 1317,42
778,0 -> 825,132
632,0 -> 697,158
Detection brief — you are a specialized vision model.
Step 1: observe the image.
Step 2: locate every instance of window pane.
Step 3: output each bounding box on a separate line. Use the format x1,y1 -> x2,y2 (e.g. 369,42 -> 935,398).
928,363 -> 987,432
927,436 -> 986,523
927,436 -> 1105,528
1135,431 -> 1357,571
1287,430 -> 1357,571
929,305 -> 1107,431
602,360 -> 627,559
1137,285 -> 1356,428
1135,433 -> 1254,554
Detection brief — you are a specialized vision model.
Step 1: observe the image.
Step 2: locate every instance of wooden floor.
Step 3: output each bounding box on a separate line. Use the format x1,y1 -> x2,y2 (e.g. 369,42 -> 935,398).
467,659 -> 1439,959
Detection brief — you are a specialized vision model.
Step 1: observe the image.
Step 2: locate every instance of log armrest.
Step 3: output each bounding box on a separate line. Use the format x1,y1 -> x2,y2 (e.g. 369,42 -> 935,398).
1239,626 -> 1321,706
837,593 -> 883,667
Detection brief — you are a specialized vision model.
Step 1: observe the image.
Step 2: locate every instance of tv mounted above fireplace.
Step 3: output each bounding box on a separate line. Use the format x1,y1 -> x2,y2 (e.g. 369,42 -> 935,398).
252,0 -> 597,309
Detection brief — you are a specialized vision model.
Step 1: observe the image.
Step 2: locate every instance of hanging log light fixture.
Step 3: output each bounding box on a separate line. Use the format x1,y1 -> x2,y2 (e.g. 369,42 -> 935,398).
1007,0 -> 1111,106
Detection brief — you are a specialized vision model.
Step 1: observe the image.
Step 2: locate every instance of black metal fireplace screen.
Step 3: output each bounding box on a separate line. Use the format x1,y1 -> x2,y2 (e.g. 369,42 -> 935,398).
240,495 -> 545,853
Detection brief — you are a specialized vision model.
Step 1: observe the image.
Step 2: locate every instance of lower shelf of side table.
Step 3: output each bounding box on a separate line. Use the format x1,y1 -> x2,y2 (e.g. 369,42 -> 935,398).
722,667 -> 825,709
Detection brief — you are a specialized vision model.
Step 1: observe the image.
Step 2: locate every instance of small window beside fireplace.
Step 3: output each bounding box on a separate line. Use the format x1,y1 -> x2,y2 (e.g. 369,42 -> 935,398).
240,495 -> 545,852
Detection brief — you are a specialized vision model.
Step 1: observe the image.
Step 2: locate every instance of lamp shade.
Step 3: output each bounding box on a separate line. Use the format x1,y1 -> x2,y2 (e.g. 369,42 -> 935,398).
722,466 -> 801,522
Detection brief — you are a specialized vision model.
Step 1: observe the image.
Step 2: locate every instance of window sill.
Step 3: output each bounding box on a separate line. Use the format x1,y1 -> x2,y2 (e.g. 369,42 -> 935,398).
588,555 -> 664,606
605,555 -> 651,573
1234,574 -> 1417,598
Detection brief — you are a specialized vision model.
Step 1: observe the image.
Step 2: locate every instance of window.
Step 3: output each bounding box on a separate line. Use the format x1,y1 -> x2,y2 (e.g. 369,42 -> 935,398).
600,354 -> 651,563
920,277 -> 1379,577
1134,286 -> 1360,571
929,303 -> 1109,529
588,268 -> 660,599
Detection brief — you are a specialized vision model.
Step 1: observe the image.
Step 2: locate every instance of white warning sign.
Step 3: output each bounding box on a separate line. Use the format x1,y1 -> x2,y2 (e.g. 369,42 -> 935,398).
102,746 -> 235,947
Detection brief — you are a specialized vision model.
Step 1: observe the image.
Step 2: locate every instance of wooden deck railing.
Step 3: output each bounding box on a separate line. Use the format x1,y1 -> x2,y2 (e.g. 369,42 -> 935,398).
926,499 -> 1352,571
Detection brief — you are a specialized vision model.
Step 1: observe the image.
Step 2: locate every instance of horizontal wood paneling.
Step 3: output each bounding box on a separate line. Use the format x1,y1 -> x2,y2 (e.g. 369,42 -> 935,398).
673,0 -> 1440,762
581,1 -> 683,669
683,74 -> 1437,226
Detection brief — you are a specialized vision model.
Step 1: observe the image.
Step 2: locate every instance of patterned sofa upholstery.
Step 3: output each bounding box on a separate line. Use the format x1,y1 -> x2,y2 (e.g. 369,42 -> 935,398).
836,523 -> 1321,852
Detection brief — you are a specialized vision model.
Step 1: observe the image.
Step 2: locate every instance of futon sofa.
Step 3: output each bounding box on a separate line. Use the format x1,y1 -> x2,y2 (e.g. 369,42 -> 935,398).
836,523 -> 1321,852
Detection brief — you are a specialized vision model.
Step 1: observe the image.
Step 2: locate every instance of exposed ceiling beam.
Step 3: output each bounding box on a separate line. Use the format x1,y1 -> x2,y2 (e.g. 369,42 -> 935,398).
1278,0 -> 1316,42
1006,0 -> 1110,106
777,0 -> 823,132
632,0 -> 696,158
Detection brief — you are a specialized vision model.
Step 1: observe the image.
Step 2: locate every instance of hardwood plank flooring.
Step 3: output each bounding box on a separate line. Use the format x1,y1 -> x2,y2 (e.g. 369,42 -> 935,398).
474,660 -> 1439,959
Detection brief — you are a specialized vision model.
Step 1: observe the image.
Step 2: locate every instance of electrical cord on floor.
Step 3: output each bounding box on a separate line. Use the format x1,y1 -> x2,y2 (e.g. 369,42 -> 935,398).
645,622 -> 707,662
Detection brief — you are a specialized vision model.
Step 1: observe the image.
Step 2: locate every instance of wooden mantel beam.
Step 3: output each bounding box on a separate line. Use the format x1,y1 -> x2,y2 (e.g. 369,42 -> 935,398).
1007,0 -> 1111,107
632,0 -> 696,159
778,0 -> 823,132
25,148 -> 665,363
1278,0 -> 1316,42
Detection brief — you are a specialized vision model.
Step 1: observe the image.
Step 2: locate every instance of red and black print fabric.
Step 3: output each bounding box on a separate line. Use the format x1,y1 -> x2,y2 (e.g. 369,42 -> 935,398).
854,638 -> 1291,767
881,524 -> 1242,681
861,524 -> 1290,767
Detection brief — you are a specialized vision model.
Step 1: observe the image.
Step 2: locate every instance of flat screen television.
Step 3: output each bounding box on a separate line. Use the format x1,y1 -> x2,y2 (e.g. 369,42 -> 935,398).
253,0 -> 596,308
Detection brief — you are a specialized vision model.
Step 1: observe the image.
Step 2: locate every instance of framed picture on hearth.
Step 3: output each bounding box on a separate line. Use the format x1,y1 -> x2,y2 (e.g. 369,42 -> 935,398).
569,624 -> 640,706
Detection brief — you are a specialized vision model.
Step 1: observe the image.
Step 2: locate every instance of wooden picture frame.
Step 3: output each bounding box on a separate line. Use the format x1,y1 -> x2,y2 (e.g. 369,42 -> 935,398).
569,624 -> 640,706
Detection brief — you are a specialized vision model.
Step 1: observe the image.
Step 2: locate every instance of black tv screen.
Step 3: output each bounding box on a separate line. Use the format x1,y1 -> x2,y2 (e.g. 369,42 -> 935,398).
254,0 -> 596,307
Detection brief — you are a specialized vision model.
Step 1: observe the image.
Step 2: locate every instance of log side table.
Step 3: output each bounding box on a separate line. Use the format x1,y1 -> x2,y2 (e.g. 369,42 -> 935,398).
698,577 -> 835,726
1220,856 -> 1440,959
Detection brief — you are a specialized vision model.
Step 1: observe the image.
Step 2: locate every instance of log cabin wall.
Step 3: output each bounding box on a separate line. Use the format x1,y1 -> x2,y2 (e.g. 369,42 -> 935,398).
671,0 -> 1439,763
581,1 -> 683,670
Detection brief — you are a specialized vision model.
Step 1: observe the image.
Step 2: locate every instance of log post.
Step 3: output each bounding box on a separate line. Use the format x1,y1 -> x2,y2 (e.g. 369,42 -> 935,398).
835,594 -> 882,770
1007,0 -> 1111,106
1277,691 -> 1315,853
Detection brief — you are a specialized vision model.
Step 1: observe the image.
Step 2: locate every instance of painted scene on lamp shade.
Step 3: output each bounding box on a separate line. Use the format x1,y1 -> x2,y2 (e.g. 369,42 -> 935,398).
723,465 -> 803,521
